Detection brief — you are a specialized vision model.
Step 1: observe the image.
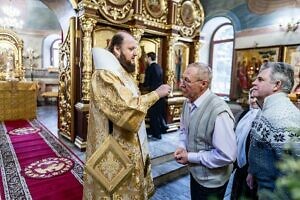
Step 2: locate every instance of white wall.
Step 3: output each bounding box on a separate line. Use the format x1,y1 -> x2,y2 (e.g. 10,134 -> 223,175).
19,33 -> 44,69
18,30 -> 60,69
43,34 -> 61,68
199,17 -> 231,64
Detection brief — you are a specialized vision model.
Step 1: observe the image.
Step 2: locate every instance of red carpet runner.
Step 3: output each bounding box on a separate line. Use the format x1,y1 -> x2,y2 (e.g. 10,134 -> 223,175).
0,120 -> 83,200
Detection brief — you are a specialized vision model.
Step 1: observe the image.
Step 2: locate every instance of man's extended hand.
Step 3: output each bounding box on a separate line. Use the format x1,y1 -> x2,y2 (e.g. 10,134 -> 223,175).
174,148 -> 188,165
155,84 -> 171,98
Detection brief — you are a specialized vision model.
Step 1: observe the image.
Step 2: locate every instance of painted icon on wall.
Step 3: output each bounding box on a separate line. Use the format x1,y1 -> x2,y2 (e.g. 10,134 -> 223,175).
234,46 -> 281,102
145,0 -> 166,18
283,45 -> 300,91
173,43 -> 189,90
181,1 -> 195,27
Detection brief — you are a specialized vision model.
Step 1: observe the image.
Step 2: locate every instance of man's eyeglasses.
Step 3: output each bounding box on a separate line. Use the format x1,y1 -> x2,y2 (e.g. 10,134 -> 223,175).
180,77 -> 204,85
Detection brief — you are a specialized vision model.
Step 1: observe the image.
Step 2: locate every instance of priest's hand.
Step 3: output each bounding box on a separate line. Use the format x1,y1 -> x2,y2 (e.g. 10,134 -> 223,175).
155,84 -> 171,98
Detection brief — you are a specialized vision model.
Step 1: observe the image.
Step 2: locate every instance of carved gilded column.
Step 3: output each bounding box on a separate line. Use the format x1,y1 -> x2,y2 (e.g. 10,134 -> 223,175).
166,35 -> 178,97
80,16 -> 97,102
131,27 -> 144,42
130,27 -> 144,81
16,43 -> 24,80
194,40 -> 200,62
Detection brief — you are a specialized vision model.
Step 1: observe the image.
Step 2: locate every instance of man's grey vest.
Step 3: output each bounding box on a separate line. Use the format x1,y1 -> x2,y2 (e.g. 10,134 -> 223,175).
182,92 -> 234,188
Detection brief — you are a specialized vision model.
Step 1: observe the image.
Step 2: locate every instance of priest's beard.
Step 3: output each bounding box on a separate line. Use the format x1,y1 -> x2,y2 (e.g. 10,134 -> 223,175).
119,52 -> 135,73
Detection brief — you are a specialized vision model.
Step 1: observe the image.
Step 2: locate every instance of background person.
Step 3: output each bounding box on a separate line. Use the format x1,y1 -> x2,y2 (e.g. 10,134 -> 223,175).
83,31 -> 171,199
225,89 -> 260,200
143,52 -> 168,139
174,62 -> 237,200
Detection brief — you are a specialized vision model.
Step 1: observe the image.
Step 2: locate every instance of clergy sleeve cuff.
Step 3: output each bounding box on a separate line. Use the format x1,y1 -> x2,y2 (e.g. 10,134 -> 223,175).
141,91 -> 160,111
117,110 -> 143,132
188,152 -> 201,164
150,91 -> 160,102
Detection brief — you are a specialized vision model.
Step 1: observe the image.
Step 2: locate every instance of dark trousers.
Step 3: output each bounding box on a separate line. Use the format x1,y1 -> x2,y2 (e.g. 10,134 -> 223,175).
148,98 -> 167,138
231,165 -> 258,200
190,174 -> 228,200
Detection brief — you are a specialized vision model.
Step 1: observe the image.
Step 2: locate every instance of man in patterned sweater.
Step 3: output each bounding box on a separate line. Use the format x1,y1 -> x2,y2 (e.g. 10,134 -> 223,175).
246,62 -> 300,198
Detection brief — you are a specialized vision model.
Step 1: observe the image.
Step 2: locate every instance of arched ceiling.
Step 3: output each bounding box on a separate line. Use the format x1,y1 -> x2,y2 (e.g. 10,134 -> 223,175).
0,0 -> 60,30
39,0 -> 76,37
0,0 -> 75,37
1,0 -> 299,34
201,0 -> 300,31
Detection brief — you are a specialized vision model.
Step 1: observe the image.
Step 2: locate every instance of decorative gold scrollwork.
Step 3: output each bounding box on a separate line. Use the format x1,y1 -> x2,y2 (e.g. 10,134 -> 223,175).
95,0 -> 134,24
130,27 -> 144,43
177,0 -> 204,38
58,17 -> 77,141
59,37 -> 72,139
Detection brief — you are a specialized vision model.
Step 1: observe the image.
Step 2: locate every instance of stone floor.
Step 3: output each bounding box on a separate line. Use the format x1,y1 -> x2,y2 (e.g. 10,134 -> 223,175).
37,105 -> 191,200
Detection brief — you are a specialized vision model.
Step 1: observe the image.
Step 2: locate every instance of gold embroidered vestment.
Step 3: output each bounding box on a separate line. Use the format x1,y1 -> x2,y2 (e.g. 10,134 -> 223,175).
83,68 -> 158,199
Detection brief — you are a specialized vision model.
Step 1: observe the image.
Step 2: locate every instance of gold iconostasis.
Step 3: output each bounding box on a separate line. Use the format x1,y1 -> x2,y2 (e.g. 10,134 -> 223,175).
56,0 -> 204,149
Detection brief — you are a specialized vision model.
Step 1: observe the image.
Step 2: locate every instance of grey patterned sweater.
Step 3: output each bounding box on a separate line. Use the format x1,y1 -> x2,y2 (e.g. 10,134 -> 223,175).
248,92 -> 300,191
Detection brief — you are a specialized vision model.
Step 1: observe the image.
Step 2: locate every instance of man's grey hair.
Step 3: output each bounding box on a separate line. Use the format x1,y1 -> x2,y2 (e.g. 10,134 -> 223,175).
188,62 -> 212,87
260,62 -> 294,93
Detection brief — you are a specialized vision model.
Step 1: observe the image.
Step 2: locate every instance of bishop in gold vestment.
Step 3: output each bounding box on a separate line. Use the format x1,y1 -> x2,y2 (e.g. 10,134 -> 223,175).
83,45 -> 170,199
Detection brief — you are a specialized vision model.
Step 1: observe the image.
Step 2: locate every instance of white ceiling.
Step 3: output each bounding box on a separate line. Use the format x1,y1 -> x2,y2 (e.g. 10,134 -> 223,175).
0,0 -> 61,31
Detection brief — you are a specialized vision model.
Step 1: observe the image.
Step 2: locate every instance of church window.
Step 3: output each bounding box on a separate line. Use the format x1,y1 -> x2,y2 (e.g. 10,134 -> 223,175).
50,39 -> 61,68
210,23 -> 234,98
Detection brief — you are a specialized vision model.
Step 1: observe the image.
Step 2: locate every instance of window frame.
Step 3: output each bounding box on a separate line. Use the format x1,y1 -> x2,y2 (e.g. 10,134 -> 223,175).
209,22 -> 235,98
50,38 -> 61,67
